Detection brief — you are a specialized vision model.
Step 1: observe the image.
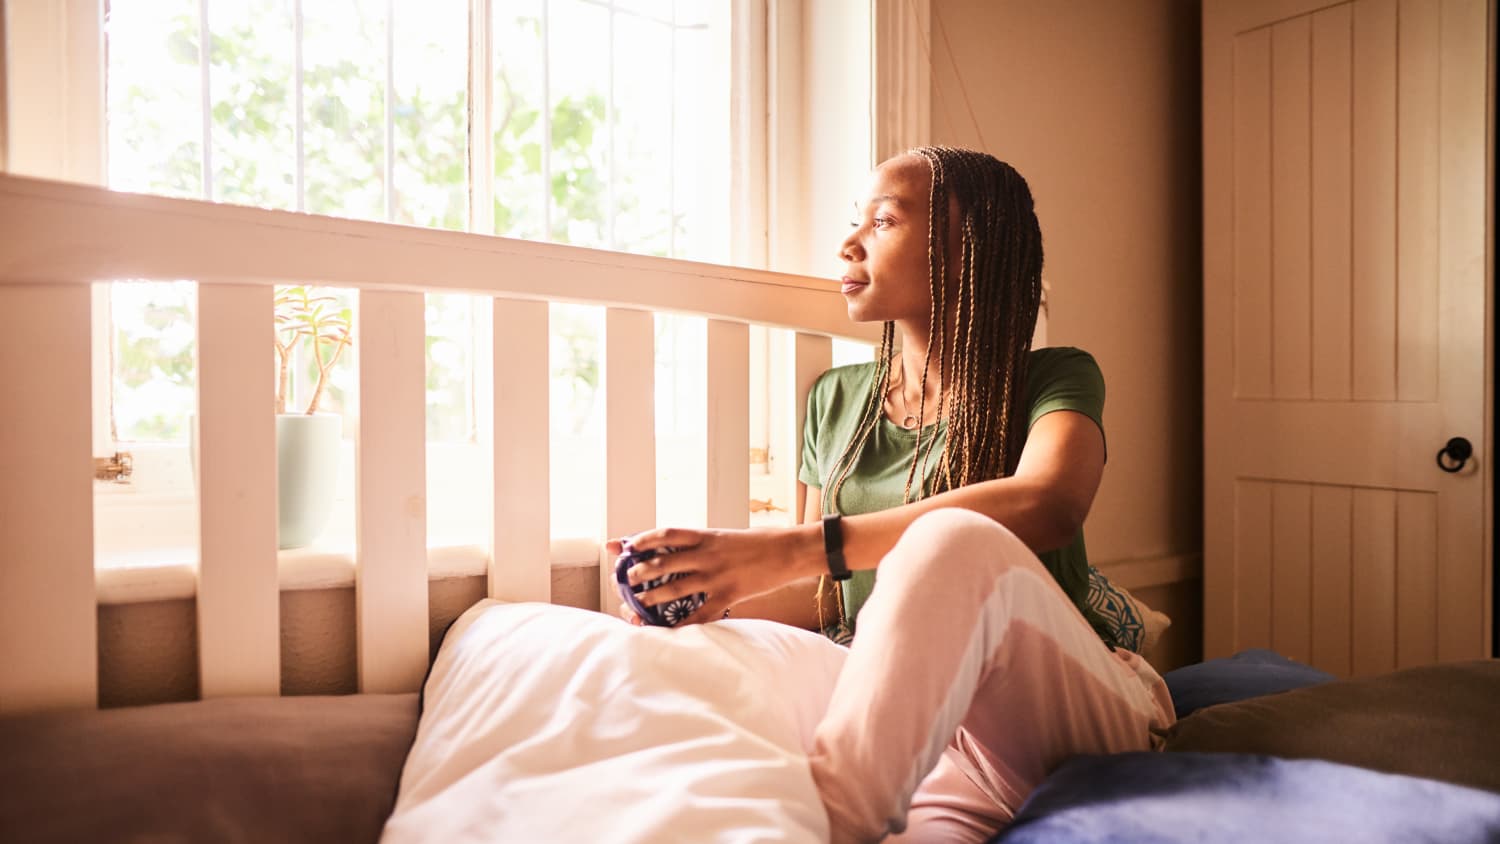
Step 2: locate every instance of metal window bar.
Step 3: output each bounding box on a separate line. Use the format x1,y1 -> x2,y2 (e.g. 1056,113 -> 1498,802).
668,0 -> 676,258
198,0 -> 212,200
467,0 -> 495,447
542,0 -> 552,240
606,0 -> 614,250
294,0 -> 305,212
384,0 -> 396,223
469,0 -> 494,235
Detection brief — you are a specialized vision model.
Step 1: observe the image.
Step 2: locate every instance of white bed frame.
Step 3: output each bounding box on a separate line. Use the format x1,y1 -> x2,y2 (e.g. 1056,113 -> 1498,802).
0,172 -> 879,715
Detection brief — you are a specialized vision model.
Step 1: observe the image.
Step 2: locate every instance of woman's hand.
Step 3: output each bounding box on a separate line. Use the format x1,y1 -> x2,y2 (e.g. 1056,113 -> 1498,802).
605,538 -> 646,626
607,526 -> 822,627
616,600 -> 644,626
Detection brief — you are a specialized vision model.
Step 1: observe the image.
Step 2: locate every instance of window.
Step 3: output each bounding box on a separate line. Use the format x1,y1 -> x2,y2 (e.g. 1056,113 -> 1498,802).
96,0 -> 740,556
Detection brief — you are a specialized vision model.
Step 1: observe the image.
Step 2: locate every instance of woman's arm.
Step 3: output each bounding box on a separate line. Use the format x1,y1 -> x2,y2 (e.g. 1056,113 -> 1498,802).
828,409 -> 1105,573
621,410 -> 1104,623
713,485 -> 829,630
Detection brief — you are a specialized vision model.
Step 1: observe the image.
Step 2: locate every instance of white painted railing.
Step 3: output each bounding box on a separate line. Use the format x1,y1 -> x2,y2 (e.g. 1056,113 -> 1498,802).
0,174 -> 875,714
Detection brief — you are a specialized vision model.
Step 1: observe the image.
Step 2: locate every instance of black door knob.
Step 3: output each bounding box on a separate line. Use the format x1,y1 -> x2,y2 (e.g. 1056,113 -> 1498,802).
1436,437 -> 1473,473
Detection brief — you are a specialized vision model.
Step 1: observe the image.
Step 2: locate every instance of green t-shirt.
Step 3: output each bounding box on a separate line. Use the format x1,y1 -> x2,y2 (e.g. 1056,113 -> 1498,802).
798,346 -> 1109,640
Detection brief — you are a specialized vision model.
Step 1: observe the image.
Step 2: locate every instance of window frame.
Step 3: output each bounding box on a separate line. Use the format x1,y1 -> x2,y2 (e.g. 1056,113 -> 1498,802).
2,0 -> 930,544
87,0 -> 765,457
3,0 -> 790,532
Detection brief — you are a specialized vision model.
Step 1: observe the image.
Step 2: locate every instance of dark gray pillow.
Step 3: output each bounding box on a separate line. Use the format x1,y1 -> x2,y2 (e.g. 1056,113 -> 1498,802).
0,693 -> 418,843
1164,660 -> 1500,795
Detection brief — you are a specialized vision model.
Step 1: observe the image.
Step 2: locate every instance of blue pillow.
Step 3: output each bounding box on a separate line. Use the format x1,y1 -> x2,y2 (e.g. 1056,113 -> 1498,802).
1162,649 -> 1333,718
991,752 -> 1500,844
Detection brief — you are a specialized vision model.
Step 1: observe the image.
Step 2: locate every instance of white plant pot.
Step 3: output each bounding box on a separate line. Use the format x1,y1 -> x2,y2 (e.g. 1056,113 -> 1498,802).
274,413 -> 341,549
190,412 -> 342,549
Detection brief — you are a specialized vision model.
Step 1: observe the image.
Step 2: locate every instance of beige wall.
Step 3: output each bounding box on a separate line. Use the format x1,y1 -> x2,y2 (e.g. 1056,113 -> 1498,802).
930,0 -> 1202,664
930,0 -> 1202,565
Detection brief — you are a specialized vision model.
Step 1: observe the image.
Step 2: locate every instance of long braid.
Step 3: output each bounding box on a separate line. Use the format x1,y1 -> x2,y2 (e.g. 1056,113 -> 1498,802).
824,322 -> 896,514
903,148 -> 948,502
899,146 -> 1043,498
816,322 -> 893,633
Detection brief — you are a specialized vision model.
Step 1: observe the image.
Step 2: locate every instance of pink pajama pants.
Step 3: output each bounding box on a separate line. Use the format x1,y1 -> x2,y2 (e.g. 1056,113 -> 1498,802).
807,508 -> 1175,843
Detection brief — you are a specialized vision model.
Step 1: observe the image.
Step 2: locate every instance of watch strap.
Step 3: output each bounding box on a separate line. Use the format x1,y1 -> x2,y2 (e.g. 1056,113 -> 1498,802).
822,513 -> 852,581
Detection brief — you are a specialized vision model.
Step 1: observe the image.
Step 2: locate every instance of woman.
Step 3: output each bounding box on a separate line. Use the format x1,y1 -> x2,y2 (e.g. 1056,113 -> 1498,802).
609,147 -> 1173,843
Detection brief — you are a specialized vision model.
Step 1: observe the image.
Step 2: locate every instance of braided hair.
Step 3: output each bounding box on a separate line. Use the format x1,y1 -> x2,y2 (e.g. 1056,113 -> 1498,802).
826,147 -> 1044,505
815,147 -> 1044,632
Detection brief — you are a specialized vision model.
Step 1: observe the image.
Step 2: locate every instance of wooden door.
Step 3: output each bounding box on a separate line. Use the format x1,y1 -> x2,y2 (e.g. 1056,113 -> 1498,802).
1203,0 -> 1492,675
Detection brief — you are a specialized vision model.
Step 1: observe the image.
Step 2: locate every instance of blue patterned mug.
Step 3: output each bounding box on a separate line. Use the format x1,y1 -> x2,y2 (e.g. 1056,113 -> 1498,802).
614,540 -> 706,627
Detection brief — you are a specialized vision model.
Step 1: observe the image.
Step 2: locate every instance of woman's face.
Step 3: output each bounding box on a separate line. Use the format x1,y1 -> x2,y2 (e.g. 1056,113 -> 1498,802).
836,154 -> 957,325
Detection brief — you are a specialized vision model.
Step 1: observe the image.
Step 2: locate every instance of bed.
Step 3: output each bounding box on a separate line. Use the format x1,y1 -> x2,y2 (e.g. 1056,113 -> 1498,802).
3,608 -> 1498,843
2,175 -> 1498,842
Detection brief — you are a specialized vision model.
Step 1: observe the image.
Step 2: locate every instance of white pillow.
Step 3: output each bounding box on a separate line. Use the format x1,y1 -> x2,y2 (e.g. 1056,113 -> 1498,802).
382,600 -> 850,844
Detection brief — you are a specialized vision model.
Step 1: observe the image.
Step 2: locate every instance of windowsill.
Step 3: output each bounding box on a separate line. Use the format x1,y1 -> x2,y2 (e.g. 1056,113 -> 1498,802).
93,438 -> 796,606
95,532 -> 603,607
92,439 -> 607,606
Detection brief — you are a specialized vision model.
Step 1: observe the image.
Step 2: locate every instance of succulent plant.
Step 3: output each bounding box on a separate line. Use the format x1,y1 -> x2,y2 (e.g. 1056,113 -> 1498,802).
273,286 -> 353,415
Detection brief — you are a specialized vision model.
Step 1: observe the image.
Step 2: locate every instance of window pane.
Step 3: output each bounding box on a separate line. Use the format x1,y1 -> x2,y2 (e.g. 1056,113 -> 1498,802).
100,0 -> 746,548
112,282 -> 197,443
613,12 -> 673,257
302,0 -> 387,220
832,338 -> 877,368
392,0 -> 467,230
209,0 -> 295,209
493,1 -> 547,240
549,303 -> 605,539
671,3 -> 731,261
613,0 -> 674,17
547,0 -> 609,247
655,314 -> 705,527
107,0 -> 203,198
425,293 -> 475,442
750,327 -> 794,529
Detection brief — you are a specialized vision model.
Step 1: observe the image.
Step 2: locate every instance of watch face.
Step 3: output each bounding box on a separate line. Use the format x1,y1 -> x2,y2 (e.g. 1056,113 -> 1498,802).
614,543 -> 706,627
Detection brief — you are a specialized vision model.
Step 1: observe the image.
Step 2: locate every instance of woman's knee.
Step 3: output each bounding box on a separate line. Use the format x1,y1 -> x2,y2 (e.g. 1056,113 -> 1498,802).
883,508 -> 1033,582
902,508 -> 1023,554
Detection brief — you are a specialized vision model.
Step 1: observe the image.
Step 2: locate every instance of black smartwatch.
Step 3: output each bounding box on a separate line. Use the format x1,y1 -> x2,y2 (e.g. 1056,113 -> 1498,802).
822,513 -> 852,581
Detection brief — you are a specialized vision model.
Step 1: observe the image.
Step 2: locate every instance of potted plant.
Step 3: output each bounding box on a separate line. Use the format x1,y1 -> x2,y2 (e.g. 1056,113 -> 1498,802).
272,287 -> 353,549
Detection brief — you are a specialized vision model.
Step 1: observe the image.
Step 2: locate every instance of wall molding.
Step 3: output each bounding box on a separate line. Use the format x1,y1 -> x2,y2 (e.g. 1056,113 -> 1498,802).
0,0 -> 9,173
2,0 -> 104,183
870,0 -> 931,163
730,0 -> 769,270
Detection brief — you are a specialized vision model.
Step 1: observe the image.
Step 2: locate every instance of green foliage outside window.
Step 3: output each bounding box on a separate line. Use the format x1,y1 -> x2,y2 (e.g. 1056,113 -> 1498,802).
106,3 -> 674,443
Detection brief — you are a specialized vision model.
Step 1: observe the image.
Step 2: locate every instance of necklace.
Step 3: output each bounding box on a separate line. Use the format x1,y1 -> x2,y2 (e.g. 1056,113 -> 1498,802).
886,366 -> 922,430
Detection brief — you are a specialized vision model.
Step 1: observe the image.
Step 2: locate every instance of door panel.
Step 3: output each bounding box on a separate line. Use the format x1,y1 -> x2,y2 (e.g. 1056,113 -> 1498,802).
1233,480 -> 1274,647
1271,17 -> 1312,401
1205,0 -> 1491,676
1309,484 -> 1353,675
1232,27 -> 1274,399
1350,487 -> 1397,675
1310,4 -> 1352,402
1350,0 -> 1398,403
1396,2 -> 1440,403
1271,481 -> 1313,663
1395,490 -> 1439,668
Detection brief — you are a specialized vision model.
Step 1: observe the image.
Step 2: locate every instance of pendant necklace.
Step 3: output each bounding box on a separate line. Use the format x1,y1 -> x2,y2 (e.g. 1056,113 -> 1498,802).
899,389 -> 919,430
888,366 -> 921,430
